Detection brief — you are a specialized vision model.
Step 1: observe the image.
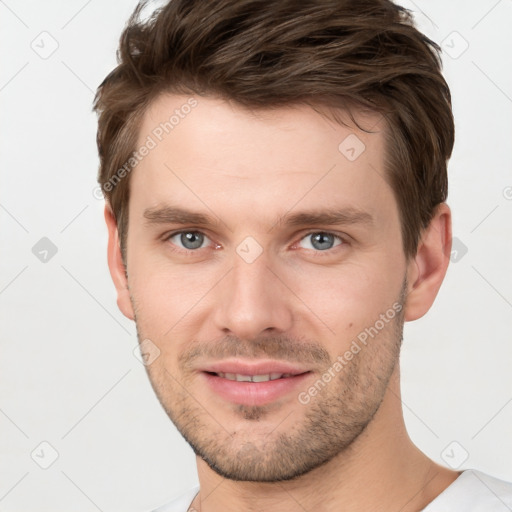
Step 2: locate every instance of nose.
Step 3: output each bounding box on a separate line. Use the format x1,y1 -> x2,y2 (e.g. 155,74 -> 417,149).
213,251 -> 294,341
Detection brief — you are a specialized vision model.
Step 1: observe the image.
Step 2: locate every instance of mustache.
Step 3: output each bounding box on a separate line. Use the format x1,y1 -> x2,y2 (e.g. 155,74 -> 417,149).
178,334 -> 332,369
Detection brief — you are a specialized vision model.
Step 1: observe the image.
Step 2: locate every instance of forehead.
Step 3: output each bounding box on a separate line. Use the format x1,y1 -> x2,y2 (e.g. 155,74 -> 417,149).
131,93 -> 394,226
137,93 -> 385,159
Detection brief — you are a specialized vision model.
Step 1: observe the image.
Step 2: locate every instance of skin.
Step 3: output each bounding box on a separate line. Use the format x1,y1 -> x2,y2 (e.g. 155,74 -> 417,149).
105,94 -> 459,511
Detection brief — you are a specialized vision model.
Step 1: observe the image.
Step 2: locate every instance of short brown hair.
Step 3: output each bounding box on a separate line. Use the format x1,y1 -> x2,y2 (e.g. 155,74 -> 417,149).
93,0 -> 454,264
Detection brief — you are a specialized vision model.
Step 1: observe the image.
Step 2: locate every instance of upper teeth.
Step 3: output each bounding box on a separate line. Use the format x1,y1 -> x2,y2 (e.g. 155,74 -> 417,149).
216,372 -> 292,382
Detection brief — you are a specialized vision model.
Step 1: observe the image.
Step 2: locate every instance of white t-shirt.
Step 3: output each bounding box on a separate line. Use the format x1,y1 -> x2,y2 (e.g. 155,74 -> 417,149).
150,469 -> 512,512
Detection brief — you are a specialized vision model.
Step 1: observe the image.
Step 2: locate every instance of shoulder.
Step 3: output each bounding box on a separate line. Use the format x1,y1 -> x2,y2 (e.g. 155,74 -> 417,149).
148,486 -> 200,512
422,469 -> 512,511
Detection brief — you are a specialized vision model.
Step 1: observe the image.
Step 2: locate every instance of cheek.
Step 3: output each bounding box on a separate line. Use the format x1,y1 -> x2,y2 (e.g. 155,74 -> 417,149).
128,254 -> 218,337
287,263 -> 401,310
281,258 -> 403,342
129,270 -> 198,375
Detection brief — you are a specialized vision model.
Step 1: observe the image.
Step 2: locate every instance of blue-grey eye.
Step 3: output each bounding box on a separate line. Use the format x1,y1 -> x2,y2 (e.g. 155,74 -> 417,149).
299,232 -> 342,251
170,231 -> 208,250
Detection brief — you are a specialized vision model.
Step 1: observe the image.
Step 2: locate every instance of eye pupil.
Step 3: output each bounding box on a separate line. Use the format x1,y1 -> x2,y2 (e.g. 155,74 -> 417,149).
311,232 -> 334,250
181,232 -> 204,249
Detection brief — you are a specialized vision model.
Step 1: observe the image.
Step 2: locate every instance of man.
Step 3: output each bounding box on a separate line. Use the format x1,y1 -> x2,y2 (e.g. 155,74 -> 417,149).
93,0 -> 512,510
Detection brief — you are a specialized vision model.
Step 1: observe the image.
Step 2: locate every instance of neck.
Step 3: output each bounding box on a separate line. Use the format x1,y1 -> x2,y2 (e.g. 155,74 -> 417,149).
191,365 -> 461,512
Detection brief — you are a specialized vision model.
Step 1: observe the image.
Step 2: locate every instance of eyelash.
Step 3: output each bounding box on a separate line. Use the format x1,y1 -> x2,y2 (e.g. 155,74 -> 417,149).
293,231 -> 347,253
162,230 -> 219,256
162,229 -> 348,255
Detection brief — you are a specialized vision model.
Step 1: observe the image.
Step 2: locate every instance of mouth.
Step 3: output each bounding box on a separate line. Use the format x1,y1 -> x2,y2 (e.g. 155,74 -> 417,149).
199,360 -> 312,406
209,371 -> 297,382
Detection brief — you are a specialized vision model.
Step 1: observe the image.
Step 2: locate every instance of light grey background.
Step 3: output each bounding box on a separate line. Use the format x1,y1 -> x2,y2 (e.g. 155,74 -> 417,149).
1,1 -> 511,511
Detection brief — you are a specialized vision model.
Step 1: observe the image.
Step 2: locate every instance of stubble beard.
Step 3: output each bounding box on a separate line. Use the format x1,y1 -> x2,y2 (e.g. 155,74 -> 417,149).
133,282 -> 406,482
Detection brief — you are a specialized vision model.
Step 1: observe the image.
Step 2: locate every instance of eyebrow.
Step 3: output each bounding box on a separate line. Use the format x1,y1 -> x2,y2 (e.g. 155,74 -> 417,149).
143,205 -> 373,229
143,206 -> 217,226
279,208 -> 373,228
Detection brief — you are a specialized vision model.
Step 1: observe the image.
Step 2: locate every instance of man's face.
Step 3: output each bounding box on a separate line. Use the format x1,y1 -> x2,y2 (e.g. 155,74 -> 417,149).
121,94 -> 412,481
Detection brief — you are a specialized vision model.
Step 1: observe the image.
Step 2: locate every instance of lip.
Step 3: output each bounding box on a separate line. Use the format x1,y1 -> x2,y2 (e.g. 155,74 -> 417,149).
201,359 -> 310,376
200,359 -> 312,406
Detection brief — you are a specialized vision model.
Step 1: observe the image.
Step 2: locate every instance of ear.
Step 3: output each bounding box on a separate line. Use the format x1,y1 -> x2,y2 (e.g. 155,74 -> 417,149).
104,205 -> 135,321
404,203 -> 452,322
